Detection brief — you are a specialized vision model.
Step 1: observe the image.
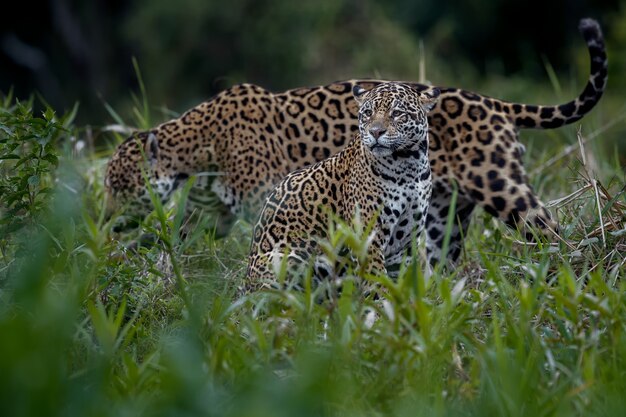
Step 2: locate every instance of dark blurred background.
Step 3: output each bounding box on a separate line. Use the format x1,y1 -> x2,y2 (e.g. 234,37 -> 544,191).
1,0 -> 624,126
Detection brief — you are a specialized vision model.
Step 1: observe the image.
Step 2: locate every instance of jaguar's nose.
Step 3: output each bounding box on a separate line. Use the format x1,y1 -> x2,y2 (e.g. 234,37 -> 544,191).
369,125 -> 387,139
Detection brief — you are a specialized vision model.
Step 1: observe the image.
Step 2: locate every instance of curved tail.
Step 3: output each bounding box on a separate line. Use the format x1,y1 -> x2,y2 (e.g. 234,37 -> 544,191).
506,18 -> 608,129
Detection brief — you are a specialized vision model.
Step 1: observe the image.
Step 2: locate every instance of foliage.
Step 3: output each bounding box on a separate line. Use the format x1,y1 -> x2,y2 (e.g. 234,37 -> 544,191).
0,93 -> 78,265
122,0 -> 427,110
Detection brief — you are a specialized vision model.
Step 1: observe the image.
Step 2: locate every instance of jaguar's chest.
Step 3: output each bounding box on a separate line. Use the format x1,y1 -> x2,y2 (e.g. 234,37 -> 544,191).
375,164 -> 432,256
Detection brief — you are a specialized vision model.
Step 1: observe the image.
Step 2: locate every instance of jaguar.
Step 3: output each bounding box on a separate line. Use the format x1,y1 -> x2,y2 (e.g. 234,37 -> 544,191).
104,18 -> 607,263
246,82 -> 438,290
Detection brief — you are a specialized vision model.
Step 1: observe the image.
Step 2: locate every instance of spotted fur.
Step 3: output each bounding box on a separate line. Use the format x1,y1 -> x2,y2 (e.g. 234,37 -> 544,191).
104,18 -> 608,263
246,82 -> 438,290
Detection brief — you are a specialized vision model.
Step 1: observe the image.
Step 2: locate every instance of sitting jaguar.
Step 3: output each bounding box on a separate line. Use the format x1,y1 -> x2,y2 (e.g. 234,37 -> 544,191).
104,18 -> 607,263
246,82 -> 438,291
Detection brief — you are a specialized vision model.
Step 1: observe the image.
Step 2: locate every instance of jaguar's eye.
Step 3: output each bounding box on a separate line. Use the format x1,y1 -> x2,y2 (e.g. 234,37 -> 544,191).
361,108 -> 373,118
391,109 -> 404,118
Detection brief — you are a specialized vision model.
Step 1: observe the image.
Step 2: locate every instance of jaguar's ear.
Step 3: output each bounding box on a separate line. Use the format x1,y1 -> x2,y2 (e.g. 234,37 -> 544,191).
144,133 -> 159,165
352,84 -> 368,106
419,87 -> 440,112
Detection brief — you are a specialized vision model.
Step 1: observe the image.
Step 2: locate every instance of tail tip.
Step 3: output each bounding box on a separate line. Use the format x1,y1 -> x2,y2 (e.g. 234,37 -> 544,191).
579,18 -> 603,39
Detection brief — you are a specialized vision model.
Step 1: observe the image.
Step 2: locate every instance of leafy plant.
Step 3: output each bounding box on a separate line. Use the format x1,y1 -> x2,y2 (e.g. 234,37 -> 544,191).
0,94 -> 76,239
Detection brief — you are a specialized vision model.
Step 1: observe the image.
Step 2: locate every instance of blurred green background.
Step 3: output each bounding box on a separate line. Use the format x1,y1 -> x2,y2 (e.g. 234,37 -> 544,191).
1,0 -> 625,126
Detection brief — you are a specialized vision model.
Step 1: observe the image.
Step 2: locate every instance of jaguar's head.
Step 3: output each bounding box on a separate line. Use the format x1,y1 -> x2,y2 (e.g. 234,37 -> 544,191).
353,82 -> 439,157
104,132 -> 187,231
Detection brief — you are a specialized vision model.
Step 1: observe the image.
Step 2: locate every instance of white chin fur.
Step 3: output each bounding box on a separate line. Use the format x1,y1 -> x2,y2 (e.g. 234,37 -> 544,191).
369,146 -> 394,157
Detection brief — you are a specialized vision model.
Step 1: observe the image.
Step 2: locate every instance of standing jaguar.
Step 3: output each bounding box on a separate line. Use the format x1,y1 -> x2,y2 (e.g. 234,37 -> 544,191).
104,18 -> 607,263
246,82 -> 438,290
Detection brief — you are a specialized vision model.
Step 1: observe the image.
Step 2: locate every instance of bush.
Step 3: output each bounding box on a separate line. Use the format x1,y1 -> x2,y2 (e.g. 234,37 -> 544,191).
0,94 -> 76,240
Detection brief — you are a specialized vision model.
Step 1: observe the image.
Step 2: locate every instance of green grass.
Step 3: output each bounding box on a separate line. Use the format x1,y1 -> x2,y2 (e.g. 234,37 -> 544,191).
1,88 -> 625,417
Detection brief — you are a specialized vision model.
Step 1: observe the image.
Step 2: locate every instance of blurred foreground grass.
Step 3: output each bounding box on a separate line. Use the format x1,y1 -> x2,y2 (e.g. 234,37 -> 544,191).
1,79 -> 625,417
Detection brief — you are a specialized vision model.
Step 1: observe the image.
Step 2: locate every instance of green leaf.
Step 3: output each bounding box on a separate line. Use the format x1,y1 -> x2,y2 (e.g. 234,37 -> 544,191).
42,153 -> 59,166
0,124 -> 13,136
28,175 -> 40,187
43,107 -> 56,122
15,153 -> 36,168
